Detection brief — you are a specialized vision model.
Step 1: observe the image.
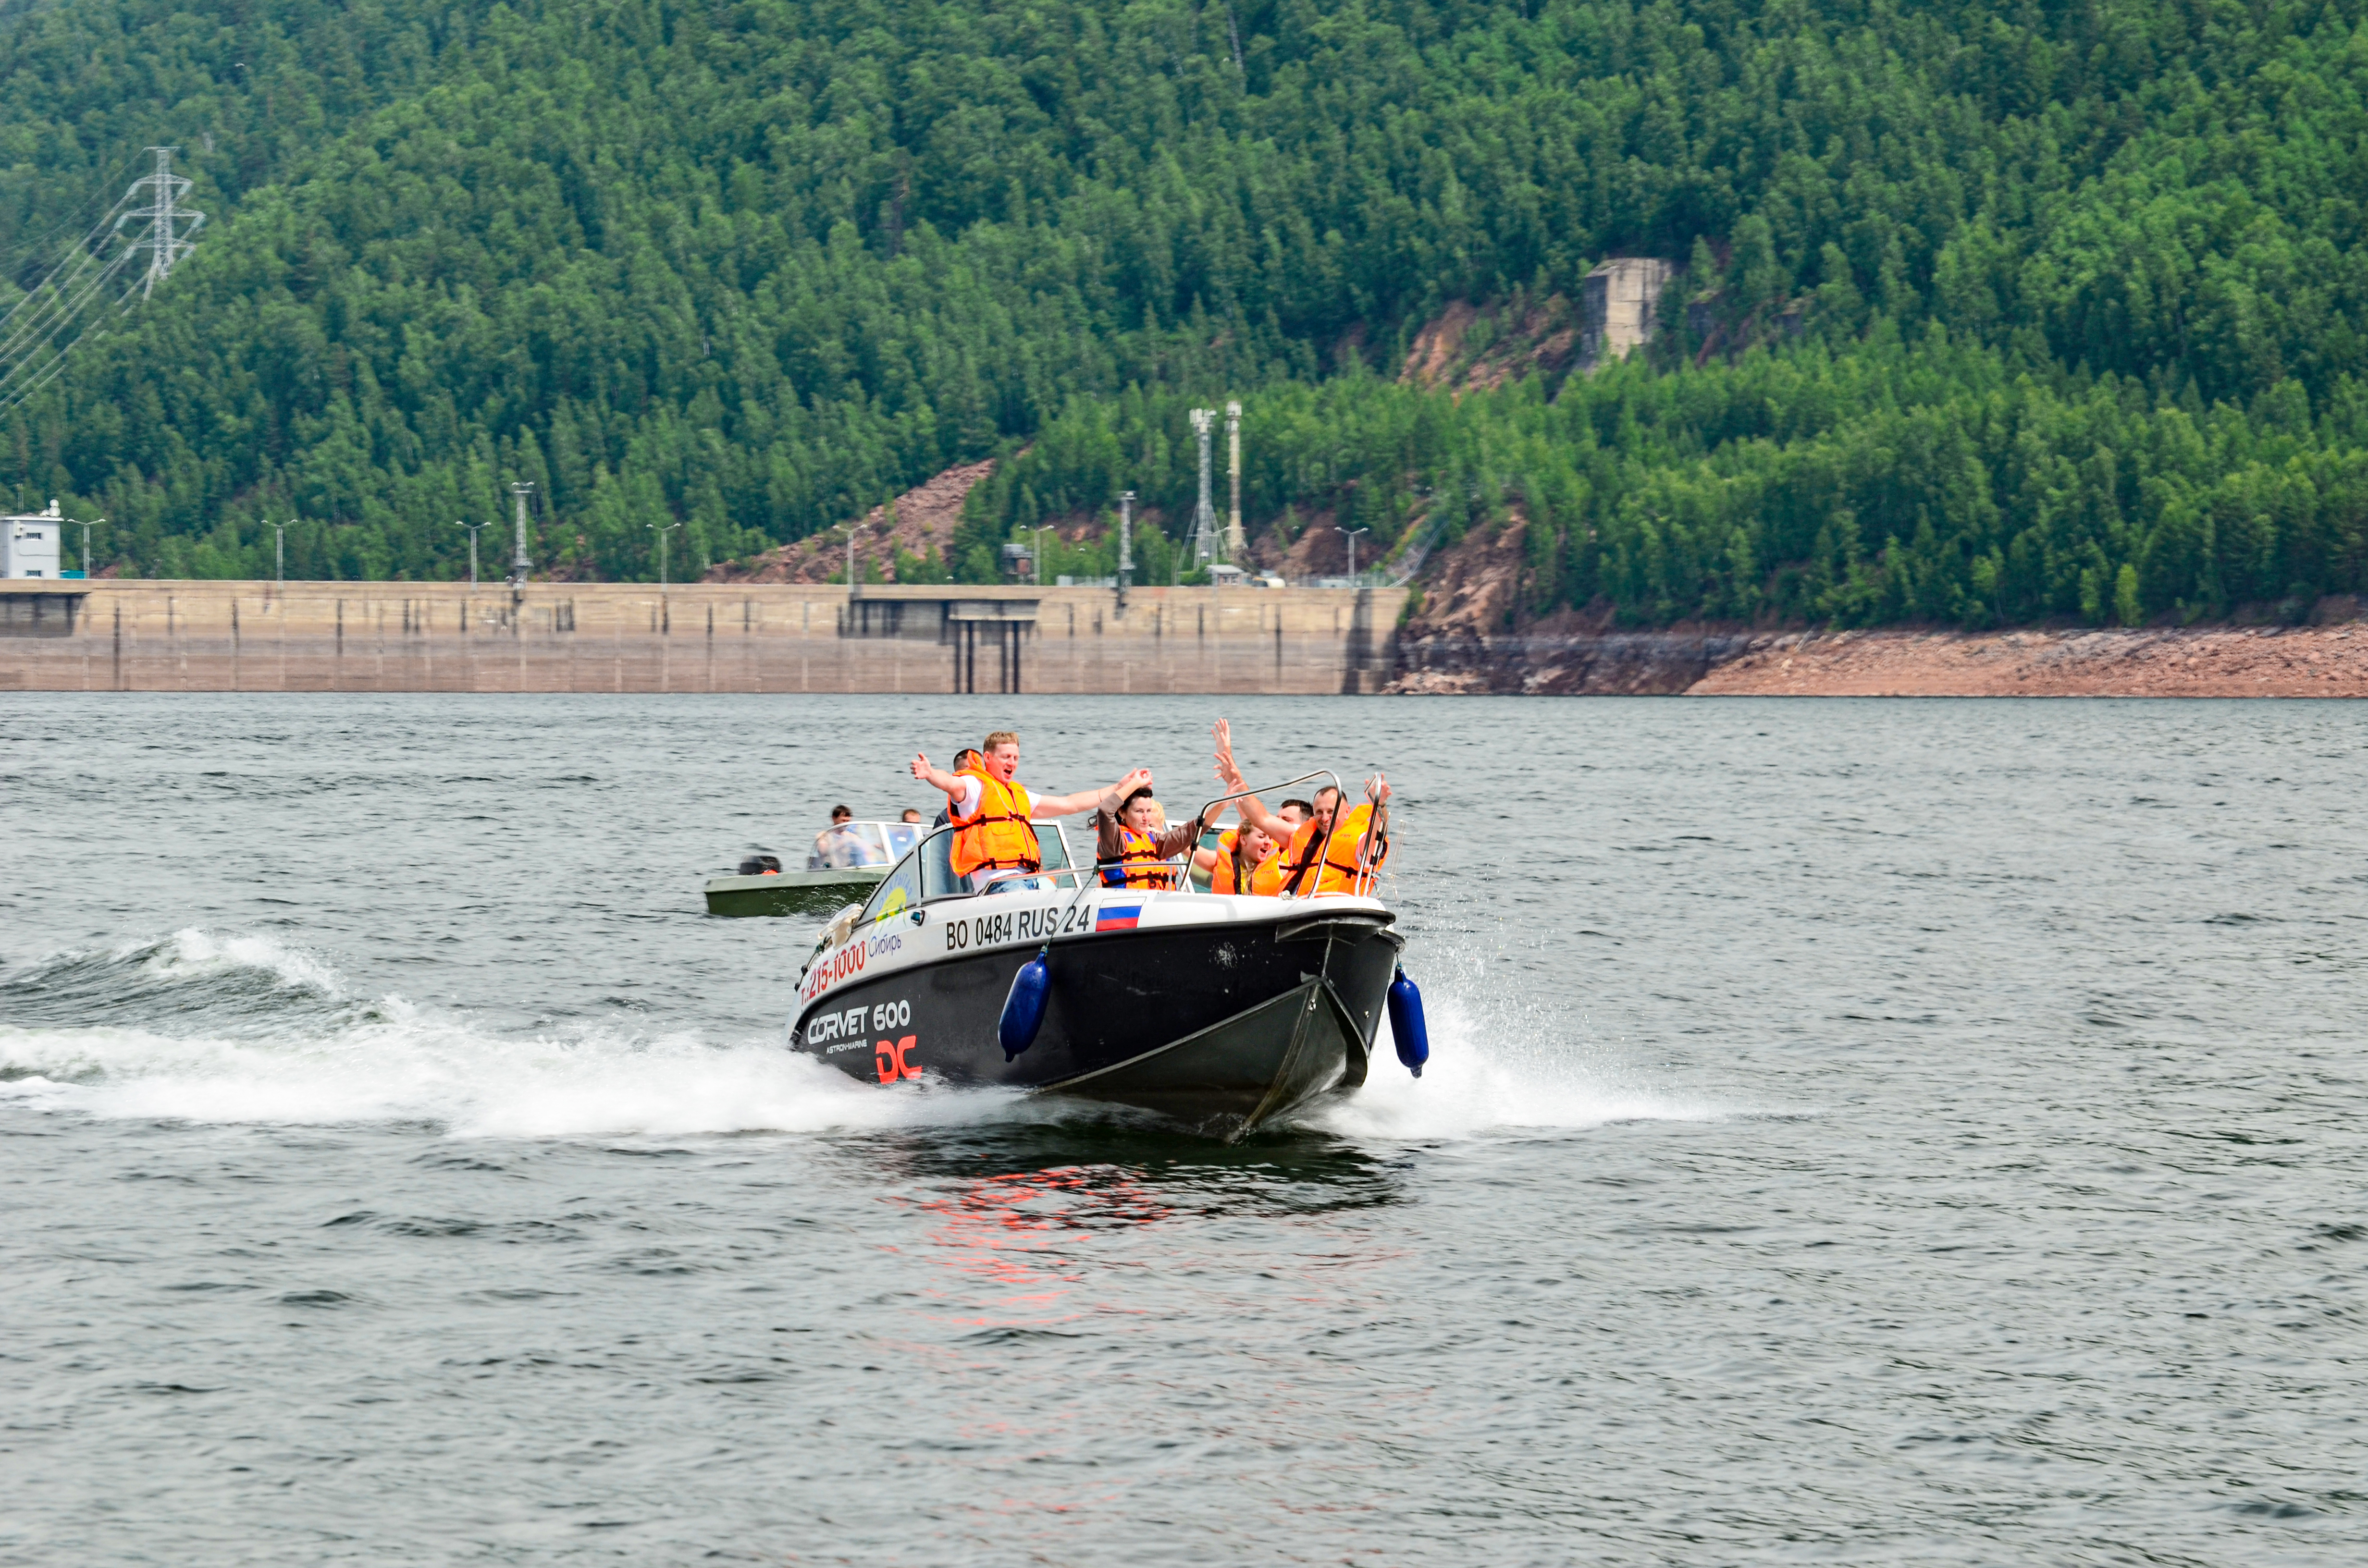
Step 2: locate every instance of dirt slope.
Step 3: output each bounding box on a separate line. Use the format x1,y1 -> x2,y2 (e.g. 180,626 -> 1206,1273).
704,460 -> 996,584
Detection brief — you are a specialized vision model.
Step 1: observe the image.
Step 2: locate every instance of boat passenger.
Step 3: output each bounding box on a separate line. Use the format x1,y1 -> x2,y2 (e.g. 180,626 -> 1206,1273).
1210,720 -> 1392,896
1195,820 -> 1285,895
900,808 -> 923,824
1096,784 -> 1217,891
811,805 -> 887,870
911,733 -> 1134,893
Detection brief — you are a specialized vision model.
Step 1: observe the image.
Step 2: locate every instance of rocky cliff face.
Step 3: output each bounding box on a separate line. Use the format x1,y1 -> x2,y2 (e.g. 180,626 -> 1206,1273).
1381,504 -> 2368,695
1385,514 -> 1758,694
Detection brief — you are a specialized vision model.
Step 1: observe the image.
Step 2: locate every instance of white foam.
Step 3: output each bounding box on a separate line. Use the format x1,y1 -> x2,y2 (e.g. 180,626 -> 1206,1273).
129,927 -> 345,996
0,1007 -> 1017,1139
1298,986 -> 1727,1141
0,928 -> 1730,1144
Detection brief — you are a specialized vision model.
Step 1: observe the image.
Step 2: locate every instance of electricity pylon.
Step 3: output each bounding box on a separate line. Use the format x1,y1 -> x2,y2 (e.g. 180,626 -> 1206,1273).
114,147 -> 204,301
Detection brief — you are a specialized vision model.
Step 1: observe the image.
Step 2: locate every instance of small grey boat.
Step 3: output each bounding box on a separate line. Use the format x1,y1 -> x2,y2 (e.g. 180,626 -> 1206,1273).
704,821 -> 922,917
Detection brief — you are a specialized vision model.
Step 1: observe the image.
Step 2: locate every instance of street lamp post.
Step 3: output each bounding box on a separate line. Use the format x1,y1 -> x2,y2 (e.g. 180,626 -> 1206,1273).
273,521 -> 290,589
455,519 -> 491,586
1337,524 -> 1370,585
649,519 -> 683,586
64,515 -> 103,577
1035,525 -> 1050,587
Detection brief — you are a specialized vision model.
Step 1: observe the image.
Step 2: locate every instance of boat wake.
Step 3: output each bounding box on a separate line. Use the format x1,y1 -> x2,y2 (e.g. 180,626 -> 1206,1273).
0,928 -> 1726,1143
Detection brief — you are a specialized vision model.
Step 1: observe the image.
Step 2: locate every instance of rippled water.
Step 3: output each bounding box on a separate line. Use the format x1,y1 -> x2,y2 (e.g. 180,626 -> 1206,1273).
2,693 -> 2362,1565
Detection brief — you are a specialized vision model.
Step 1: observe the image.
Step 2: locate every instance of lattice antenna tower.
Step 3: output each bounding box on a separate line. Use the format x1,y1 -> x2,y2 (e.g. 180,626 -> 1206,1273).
1224,400 -> 1244,558
113,147 -> 204,300
1187,406 -> 1221,566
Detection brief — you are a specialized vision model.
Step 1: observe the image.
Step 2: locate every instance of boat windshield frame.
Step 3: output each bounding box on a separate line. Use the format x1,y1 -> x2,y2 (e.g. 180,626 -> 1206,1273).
857,819 -> 1081,922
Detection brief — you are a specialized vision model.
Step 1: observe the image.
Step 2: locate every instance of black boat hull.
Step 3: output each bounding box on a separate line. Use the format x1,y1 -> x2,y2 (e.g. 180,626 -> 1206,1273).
789,901 -> 1401,1140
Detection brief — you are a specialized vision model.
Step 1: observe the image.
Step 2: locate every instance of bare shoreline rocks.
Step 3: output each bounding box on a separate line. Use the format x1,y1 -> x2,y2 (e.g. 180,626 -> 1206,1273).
1386,623 -> 2368,697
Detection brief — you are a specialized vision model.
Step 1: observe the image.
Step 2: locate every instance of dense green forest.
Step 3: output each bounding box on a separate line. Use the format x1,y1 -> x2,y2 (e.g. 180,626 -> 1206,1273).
0,0 -> 2364,625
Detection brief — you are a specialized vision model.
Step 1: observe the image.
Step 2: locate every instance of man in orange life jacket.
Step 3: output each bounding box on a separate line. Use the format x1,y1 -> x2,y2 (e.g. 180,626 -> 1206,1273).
1210,719 -> 1392,896
1096,783 -> 1219,891
911,731 -> 1135,893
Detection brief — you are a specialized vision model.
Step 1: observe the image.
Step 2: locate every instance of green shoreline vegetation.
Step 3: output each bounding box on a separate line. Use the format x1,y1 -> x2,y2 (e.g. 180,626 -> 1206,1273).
0,0 -> 2363,627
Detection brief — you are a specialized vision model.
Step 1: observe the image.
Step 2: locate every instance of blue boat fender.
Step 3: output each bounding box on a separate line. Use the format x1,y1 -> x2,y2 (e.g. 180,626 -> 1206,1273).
999,948 -> 1051,1061
1387,965 -> 1429,1078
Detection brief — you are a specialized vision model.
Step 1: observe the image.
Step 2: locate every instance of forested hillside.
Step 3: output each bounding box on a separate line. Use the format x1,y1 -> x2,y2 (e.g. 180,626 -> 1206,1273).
3,0 -> 2366,626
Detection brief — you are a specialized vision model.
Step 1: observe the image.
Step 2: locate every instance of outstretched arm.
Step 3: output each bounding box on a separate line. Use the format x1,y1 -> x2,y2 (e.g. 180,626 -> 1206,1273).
910,752 -> 963,800
1031,769 -> 1143,819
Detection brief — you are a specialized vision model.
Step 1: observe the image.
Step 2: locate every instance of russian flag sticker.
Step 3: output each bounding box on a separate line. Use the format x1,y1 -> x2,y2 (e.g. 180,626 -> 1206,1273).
1095,903 -> 1143,931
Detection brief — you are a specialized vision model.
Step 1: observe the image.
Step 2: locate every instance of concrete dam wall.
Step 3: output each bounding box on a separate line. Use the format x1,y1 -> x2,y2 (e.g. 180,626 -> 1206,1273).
0,581 -> 1406,695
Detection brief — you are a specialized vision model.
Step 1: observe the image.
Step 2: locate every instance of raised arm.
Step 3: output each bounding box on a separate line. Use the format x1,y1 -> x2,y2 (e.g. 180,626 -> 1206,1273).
1092,768 -> 1154,818
910,751 -> 963,799
1211,719 -> 1294,840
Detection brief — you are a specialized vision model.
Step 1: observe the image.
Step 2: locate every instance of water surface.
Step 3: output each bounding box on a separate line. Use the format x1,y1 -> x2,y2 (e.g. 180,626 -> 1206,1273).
2,693 -> 2361,1564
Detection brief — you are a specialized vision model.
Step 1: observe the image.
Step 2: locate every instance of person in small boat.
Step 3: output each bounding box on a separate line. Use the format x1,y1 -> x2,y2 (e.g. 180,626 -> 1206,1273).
911,732 -> 1134,892
1210,720 -> 1392,896
811,805 -> 887,870
1097,784 -> 1219,891
900,808 -> 922,824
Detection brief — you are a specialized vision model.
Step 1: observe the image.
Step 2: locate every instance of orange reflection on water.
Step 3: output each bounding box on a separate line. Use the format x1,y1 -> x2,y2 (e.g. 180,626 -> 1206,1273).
904,1164 -> 1175,1329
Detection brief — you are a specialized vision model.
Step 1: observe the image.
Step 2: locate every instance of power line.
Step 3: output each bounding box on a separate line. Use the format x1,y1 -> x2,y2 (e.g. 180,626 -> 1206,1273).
0,147 -> 204,422
0,149 -> 146,265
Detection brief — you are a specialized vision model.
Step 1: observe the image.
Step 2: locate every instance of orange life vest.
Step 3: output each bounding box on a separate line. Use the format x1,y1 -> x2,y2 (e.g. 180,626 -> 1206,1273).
1210,828 -> 1285,896
1098,824 -> 1177,890
950,768 -> 1038,879
1279,804 -> 1388,896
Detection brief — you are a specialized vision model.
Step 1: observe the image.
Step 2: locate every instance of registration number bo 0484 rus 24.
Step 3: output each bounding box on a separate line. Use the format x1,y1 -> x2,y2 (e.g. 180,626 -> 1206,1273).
942,901 -> 1098,951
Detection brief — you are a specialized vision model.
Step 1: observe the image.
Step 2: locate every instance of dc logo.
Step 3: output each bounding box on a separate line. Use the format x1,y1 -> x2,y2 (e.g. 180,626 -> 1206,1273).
874,1035 -> 919,1083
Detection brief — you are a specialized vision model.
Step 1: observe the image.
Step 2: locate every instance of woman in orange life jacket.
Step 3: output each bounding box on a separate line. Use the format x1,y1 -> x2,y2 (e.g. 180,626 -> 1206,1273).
1094,783 -> 1217,891
911,731 -> 1134,893
1209,718 -> 1393,896
1194,818 -> 1287,895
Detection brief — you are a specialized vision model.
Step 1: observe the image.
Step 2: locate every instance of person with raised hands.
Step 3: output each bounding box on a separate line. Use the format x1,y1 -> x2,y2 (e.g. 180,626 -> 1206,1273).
910,731 -> 1133,894
1094,772 -> 1221,892
1209,718 -> 1392,897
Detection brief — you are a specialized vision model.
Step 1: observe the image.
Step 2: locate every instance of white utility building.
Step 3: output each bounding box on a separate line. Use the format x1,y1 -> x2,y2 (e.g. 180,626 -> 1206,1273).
1,502 -> 63,578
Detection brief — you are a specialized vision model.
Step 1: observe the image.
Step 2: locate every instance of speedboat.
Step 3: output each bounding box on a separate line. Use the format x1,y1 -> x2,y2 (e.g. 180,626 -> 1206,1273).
785,795 -> 1411,1140
704,821 -> 922,917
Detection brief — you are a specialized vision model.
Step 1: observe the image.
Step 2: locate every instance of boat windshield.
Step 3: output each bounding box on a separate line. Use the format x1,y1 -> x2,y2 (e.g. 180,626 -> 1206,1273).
862,821 -> 1076,920
808,820 -> 917,870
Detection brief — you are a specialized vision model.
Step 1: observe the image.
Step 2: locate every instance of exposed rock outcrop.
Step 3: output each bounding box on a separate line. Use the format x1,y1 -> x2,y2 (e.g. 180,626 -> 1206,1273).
1398,296 -> 1581,392
704,460 -> 996,584
1387,512 -> 1757,693
1385,499 -> 2368,695
1692,625 -> 2368,696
